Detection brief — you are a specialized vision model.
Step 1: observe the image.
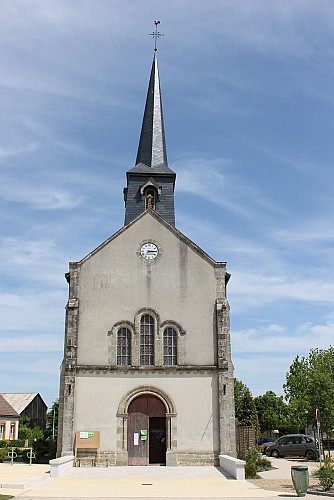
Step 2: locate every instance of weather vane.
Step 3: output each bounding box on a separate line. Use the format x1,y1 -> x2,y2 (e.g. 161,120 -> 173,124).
149,20 -> 164,51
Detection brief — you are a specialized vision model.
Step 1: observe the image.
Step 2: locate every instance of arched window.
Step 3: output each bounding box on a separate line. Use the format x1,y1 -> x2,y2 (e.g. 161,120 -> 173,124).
117,327 -> 131,365
163,328 -> 177,365
140,315 -> 154,365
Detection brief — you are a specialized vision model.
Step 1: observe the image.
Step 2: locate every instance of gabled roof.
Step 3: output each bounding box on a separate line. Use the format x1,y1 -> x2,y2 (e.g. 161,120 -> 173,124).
77,209 -> 228,276
1,393 -> 45,414
0,394 -> 19,417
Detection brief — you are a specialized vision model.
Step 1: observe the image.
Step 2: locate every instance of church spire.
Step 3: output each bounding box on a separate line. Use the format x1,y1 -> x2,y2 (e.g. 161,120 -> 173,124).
124,23 -> 176,227
135,50 -> 168,170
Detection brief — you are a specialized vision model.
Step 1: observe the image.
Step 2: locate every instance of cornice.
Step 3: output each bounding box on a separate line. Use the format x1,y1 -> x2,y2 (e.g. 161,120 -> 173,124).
75,364 -> 218,374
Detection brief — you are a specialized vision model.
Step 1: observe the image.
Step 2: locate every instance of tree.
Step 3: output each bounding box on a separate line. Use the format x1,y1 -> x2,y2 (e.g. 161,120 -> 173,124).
18,417 -> 43,444
234,379 -> 249,422
284,347 -> 334,435
254,390 -> 296,435
238,388 -> 259,429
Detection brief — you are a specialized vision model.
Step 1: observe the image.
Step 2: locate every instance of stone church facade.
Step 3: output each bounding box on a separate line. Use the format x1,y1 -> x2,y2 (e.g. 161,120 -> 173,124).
57,49 -> 236,466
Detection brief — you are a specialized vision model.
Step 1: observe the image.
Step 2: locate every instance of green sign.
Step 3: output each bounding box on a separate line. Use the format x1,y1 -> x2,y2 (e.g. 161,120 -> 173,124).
140,429 -> 148,441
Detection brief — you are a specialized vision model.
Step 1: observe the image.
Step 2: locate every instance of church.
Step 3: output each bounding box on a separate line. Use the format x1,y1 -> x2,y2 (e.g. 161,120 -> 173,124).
57,41 -> 236,466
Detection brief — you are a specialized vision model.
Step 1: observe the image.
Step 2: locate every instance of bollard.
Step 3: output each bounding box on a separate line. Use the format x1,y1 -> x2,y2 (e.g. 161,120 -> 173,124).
8,447 -> 17,465
27,447 -> 36,465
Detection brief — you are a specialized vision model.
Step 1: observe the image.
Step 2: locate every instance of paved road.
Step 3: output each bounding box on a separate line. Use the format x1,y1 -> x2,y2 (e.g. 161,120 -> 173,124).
0,459 -> 329,500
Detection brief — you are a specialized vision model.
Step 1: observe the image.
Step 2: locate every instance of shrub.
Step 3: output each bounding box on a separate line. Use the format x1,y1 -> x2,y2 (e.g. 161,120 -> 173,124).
0,447 -> 8,462
245,448 -> 260,479
244,448 -> 272,479
256,455 -> 272,472
0,440 -> 11,449
245,458 -> 258,479
313,457 -> 334,491
31,437 -> 57,463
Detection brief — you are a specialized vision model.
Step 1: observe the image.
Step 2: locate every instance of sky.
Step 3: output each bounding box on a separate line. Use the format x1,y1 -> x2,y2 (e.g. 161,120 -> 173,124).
1,0 -> 334,409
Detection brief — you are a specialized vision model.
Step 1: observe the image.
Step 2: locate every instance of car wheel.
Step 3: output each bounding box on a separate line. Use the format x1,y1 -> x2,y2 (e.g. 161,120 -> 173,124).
271,449 -> 280,458
306,450 -> 316,460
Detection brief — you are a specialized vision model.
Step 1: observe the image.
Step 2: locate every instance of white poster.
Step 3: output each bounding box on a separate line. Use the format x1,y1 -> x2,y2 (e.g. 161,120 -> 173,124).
80,432 -> 89,439
134,432 -> 139,446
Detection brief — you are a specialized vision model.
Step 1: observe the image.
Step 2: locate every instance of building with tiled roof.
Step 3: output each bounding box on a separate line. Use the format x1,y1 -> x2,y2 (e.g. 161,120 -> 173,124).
1,393 -> 47,429
0,394 -> 19,440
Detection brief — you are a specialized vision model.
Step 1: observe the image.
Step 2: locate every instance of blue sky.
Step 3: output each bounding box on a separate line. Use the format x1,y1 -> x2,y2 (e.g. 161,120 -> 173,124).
1,0 -> 334,408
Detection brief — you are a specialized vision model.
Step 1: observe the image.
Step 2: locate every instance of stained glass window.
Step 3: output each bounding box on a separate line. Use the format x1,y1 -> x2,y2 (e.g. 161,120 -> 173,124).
140,315 -> 154,365
117,327 -> 131,365
163,327 -> 177,365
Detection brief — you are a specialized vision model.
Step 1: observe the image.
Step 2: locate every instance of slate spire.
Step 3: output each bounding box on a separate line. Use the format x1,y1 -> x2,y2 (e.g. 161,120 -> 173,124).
124,40 -> 176,226
135,51 -> 168,170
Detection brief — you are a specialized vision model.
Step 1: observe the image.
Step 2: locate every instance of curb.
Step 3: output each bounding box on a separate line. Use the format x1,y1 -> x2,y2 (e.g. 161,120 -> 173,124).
308,491 -> 334,497
0,471 -> 49,489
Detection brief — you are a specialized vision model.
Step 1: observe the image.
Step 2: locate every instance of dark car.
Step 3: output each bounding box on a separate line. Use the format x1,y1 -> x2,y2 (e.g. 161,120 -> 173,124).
265,434 -> 318,460
259,437 -> 277,454
257,436 -> 276,446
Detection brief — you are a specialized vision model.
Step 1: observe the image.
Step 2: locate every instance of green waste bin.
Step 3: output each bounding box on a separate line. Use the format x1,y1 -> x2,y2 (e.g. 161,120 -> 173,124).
291,466 -> 309,497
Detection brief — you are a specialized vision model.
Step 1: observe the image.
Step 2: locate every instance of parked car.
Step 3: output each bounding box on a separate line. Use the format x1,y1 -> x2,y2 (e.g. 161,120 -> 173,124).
257,436 -> 277,446
265,434 -> 318,460
259,437 -> 277,454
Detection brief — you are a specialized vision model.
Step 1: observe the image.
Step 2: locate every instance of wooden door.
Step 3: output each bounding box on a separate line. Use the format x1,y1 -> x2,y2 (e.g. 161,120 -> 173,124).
127,395 -> 166,466
127,412 -> 149,465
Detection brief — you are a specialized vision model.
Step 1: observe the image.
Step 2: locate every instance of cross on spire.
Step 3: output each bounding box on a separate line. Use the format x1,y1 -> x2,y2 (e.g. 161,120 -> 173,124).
149,20 -> 164,51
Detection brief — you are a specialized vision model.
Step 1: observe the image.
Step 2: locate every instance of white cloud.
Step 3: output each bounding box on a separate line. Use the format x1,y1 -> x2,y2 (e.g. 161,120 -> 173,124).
0,290 -> 66,332
174,157 -> 278,222
233,318 -> 334,395
233,354 -> 294,397
0,334 -> 61,353
0,237 -> 67,285
1,183 -> 84,210
231,272 -> 334,308
274,222 -> 334,246
233,320 -> 334,355
0,143 -> 38,160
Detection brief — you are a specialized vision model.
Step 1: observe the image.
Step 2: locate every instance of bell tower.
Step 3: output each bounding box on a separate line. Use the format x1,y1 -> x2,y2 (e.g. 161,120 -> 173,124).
123,36 -> 176,226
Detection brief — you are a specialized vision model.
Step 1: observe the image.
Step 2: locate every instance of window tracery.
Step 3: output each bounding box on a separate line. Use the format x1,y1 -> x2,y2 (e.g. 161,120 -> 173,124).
140,314 -> 155,365
163,327 -> 177,365
109,310 -> 185,368
117,327 -> 131,365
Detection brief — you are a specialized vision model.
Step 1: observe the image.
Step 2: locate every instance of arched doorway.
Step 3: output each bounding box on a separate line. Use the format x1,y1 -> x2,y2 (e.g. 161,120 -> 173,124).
127,395 -> 166,465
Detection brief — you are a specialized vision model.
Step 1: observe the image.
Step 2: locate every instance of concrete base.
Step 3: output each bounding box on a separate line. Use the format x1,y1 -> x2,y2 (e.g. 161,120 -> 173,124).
219,454 -> 245,480
115,450 -> 128,466
166,450 -> 177,466
49,455 -> 74,477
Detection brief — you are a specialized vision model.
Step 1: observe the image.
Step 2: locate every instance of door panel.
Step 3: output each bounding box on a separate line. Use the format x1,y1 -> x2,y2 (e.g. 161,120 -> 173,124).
127,412 -> 149,465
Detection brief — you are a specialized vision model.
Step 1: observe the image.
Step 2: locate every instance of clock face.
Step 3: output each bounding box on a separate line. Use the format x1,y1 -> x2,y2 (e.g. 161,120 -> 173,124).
140,242 -> 158,260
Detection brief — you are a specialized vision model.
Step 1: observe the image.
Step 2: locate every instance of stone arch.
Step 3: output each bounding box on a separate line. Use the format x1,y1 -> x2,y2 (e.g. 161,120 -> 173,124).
116,385 -> 177,466
135,307 -> 160,328
117,385 -> 176,416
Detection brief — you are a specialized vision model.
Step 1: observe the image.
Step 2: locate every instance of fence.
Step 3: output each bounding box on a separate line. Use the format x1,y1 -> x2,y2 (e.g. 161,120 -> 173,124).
236,425 -> 257,459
